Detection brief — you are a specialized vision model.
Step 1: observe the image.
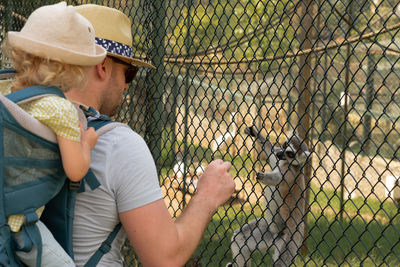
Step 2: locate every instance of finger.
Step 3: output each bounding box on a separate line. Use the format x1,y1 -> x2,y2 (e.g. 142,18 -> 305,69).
85,127 -> 95,133
211,159 -> 223,164
221,161 -> 232,171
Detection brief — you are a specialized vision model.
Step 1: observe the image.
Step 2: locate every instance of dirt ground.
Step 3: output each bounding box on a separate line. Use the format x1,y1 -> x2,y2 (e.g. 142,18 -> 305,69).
311,141 -> 400,201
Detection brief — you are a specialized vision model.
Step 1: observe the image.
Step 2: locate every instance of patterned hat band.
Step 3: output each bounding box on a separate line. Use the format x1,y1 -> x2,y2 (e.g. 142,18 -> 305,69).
95,37 -> 133,58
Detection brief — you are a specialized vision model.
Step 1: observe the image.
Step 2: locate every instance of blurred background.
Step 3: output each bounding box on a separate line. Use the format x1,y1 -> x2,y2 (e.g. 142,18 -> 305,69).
1,0 -> 399,266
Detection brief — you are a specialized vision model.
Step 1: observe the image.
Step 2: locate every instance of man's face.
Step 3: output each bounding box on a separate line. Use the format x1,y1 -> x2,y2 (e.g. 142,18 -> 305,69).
99,57 -> 130,116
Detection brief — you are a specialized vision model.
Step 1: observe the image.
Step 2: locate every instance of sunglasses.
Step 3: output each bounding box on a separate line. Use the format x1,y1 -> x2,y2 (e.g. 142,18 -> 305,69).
109,56 -> 139,83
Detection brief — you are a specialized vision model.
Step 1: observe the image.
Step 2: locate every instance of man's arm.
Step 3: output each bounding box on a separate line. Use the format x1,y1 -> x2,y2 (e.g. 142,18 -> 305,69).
119,159 -> 235,267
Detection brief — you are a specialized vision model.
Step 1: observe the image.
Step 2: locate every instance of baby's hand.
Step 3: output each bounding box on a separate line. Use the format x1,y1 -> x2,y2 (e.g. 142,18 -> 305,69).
80,123 -> 98,150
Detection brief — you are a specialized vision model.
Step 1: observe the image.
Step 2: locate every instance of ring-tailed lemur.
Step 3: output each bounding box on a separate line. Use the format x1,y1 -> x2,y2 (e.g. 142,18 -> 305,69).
228,126 -> 310,267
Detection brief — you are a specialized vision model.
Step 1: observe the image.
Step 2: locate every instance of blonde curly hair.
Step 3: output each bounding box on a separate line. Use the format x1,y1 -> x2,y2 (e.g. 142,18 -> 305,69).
2,38 -> 89,92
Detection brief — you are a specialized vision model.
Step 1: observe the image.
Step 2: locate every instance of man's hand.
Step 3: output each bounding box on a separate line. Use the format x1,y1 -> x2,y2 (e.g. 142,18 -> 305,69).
195,159 -> 235,211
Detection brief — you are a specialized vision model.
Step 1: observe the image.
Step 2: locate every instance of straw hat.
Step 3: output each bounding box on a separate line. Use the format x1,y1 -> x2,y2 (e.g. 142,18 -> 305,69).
75,4 -> 155,69
7,2 -> 106,66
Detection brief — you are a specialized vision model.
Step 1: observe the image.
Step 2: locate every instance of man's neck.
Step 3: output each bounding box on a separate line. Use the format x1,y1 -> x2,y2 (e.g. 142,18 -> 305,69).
65,87 -> 100,111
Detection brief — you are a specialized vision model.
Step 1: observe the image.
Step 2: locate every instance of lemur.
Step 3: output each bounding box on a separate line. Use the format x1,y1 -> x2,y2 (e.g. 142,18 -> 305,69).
227,126 -> 310,267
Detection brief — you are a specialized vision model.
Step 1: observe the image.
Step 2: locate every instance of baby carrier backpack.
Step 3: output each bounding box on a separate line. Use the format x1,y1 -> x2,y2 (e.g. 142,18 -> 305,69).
0,69 -> 121,266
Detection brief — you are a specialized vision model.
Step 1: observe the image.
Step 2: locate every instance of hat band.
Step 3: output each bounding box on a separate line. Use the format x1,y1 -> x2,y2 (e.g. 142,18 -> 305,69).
95,37 -> 133,58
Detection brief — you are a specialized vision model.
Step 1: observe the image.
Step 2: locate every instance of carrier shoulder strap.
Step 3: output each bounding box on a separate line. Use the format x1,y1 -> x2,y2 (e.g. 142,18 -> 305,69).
0,69 -> 16,80
83,223 -> 122,267
77,110 -> 129,193
81,113 -> 127,267
6,85 -> 65,103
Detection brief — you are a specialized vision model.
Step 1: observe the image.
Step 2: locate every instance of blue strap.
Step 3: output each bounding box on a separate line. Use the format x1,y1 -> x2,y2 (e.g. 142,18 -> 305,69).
16,227 -> 33,254
78,106 -> 111,193
0,69 -> 16,75
23,224 -> 42,267
0,69 -> 16,79
81,106 -> 114,132
4,157 -> 61,168
79,105 -> 120,266
84,223 -> 122,267
0,225 -> 13,266
6,85 -> 65,103
80,106 -> 111,122
16,211 -> 38,253
83,170 -> 101,191
73,169 -> 100,193
15,211 -> 42,267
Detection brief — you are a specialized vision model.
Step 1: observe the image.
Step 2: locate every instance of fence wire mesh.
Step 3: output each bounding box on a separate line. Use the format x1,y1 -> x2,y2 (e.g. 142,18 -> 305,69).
1,0 -> 400,266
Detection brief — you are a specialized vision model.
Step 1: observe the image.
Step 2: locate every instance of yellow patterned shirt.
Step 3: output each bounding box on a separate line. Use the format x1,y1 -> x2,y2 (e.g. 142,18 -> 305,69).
8,95 -> 81,232
19,96 -> 81,142
0,79 -> 12,95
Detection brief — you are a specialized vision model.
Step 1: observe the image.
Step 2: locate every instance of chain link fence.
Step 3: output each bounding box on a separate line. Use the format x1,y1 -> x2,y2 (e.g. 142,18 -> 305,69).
1,0 -> 400,266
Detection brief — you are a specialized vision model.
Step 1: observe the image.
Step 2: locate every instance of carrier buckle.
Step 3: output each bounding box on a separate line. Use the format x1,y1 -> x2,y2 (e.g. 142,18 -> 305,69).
99,240 -> 112,254
69,181 -> 82,191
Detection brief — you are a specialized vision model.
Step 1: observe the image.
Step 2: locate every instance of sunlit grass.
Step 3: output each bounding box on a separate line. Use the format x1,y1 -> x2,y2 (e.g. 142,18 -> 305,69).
192,185 -> 400,266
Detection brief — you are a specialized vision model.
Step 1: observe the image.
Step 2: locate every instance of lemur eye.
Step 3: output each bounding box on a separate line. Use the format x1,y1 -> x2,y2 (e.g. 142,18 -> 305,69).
285,151 -> 295,159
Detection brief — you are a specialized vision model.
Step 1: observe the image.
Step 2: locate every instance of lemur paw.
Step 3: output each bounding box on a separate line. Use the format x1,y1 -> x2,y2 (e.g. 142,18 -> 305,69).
244,125 -> 257,137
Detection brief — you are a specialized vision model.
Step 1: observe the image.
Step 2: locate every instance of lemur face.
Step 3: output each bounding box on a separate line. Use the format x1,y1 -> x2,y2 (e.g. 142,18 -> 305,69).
256,133 -> 310,186
278,134 -> 310,167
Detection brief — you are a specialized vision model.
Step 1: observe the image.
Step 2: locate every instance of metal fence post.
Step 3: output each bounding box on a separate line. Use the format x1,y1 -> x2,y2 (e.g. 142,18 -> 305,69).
147,0 -> 166,169
294,0 -> 315,255
339,0 -> 355,222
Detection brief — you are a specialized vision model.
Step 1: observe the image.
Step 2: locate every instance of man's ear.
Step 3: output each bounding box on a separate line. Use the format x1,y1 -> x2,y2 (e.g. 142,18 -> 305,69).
95,59 -> 109,80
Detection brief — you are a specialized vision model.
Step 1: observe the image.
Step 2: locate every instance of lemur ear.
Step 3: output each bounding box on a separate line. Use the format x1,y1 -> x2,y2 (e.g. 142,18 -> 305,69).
282,141 -> 288,149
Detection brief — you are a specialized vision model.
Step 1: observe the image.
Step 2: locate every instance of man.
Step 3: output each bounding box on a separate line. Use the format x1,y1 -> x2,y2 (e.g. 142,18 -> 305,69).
66,4 -> 235,266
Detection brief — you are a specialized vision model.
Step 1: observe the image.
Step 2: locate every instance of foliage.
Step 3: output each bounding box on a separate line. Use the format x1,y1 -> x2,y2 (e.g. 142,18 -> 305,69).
168,0 -> 295,71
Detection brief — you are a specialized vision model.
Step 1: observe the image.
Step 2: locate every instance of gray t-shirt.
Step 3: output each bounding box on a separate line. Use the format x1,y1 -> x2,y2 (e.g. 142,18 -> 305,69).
72,125 -> 163,267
